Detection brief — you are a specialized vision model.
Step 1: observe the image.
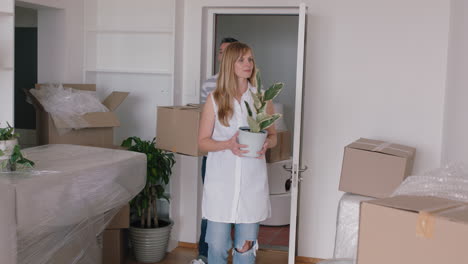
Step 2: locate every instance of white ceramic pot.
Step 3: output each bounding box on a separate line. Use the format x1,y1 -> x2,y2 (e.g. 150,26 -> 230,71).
0,139 -> 18,168
238,126 -> 268,158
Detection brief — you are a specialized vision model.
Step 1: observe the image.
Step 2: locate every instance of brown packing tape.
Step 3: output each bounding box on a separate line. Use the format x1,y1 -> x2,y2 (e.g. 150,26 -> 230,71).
416,212 -> 435,238
416,203 -> 465,238
355,138 -> 411,154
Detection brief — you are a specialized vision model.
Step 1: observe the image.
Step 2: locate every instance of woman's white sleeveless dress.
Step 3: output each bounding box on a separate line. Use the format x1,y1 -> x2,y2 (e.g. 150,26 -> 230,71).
202,83 -> 271,223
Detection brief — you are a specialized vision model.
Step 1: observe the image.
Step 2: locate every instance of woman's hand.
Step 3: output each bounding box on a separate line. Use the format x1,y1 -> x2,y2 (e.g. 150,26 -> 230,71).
227,132 -> 249,157
256,139 -> 269,159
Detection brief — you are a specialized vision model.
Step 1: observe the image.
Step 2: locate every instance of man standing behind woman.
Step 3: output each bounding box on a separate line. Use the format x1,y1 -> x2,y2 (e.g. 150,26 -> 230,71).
198,42 -> 277,264
191,37 -> 238,264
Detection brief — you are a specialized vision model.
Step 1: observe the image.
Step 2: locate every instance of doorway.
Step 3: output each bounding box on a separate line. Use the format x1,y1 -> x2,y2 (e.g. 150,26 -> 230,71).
13,1 -> 65,148
14,5 -> 37,148
213,14 -> 298,251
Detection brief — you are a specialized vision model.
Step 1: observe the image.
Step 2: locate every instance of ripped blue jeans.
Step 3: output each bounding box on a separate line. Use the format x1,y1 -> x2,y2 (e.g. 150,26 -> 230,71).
206,221 -> 259,264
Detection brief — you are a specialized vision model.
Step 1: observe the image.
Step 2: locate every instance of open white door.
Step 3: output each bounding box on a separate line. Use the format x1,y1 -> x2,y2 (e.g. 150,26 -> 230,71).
288,3 -> 307,264
203,4 -> 307,261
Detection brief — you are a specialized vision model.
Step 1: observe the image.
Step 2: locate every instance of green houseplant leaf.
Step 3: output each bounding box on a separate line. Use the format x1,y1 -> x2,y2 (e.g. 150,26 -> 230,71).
250,90 -> 262,110
242,70 -> 284,134
264,82 -> 284,101
256,71 -> 262,95
247,116 -> 260,133
0,122 -> 19,141
259,113 -> 282,131
244,101 -> 253,117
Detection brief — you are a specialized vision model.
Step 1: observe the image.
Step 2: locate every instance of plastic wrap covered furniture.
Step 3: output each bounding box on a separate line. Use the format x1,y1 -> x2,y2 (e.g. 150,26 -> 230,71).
0,144 -> 146,264
333,193 -> 374,260
317,193 -> 374,264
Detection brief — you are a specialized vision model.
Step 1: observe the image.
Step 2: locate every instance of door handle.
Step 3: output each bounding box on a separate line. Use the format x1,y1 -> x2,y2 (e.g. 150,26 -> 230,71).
298,165 -> 308,173
298,166 -> 308,182
283,165 -> 308,182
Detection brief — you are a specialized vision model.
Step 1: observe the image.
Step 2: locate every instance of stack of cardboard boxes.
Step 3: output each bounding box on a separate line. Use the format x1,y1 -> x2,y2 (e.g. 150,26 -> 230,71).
103,205 -> 130,264
338,138 -> 468,263
336,138 -> 416,263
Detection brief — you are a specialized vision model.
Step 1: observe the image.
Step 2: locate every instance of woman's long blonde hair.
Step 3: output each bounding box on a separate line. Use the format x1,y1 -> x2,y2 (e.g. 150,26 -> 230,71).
214,42 -> 257,127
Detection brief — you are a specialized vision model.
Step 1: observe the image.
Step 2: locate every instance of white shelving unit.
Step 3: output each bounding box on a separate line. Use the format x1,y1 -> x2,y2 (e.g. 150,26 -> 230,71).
0,11 -> 13,16
86,27 -> 173,34
0,0 -> 14,125
85,68 -> 172,75
83,0 -> 175,144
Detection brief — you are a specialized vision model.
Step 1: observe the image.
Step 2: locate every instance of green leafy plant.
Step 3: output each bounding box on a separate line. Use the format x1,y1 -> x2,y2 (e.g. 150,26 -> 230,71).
244,71 -> 284,133
0,122 -> 19,141
6,145 -> 35,171
121,137 -> 175,228
0,123 -> 33,171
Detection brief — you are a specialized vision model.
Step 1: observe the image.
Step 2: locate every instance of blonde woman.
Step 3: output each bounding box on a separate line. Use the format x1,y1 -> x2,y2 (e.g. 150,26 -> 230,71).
198,42 -> 277,264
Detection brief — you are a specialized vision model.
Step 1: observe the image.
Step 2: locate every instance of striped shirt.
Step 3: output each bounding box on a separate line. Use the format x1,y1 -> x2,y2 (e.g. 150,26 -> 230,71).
200,74 -> 218,103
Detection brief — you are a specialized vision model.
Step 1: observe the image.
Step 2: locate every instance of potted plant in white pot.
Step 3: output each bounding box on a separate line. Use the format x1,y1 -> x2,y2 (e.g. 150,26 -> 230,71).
121,136 -> 176,263
0,123 -> 34,171
238,72 -> 284,157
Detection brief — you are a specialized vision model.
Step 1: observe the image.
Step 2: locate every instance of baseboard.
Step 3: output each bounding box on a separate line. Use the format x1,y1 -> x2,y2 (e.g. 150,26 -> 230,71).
295,256 -> 324,264
167,239 -> 179,252
178,242 -> 198,249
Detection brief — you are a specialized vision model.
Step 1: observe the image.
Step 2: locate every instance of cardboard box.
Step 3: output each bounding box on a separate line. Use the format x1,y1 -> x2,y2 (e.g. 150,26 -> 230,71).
266,130 -> 291,163
106,204 -> 130,229
27,84 -> 129,148
339,138 -> 416,198
156,105 -> 206,156
357,195 -> 468,264
103,229 -> 127,264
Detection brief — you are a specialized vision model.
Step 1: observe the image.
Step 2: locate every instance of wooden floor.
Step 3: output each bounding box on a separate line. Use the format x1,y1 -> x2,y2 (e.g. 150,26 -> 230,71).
126,247 -> 322,264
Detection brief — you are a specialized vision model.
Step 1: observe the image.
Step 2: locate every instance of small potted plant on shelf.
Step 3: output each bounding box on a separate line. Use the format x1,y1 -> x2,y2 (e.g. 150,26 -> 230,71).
0,123 -> 34,171
121,136 -> 176,263
238,72 -> 284,157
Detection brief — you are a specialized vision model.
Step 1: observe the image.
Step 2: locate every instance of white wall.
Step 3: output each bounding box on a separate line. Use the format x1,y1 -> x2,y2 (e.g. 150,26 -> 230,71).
298,0 -> 449,257
0,0 -> 14,126
177,0 -> 450,259
84,0 -> 175,145
18,0 -> 84,83
442,0 -> 468,165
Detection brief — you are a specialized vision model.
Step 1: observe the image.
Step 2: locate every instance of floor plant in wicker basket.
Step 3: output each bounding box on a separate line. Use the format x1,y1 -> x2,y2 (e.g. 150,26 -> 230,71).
121,136 -> 175,263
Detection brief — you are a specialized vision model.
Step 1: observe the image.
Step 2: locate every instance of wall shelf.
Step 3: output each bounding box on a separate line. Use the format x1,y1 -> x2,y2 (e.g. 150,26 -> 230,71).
85,68 -> 172,75
86,28 -> 173,34
0,11 -> 14,16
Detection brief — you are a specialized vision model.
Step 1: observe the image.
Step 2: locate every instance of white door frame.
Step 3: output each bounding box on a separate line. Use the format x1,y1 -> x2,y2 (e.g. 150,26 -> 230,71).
202,5 -> 307,264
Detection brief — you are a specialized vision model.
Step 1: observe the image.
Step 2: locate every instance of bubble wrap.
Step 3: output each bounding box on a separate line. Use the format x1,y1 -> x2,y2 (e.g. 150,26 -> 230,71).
392,163 -> 468,202
333,193 -> 374,260
29,84 -> 109,134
